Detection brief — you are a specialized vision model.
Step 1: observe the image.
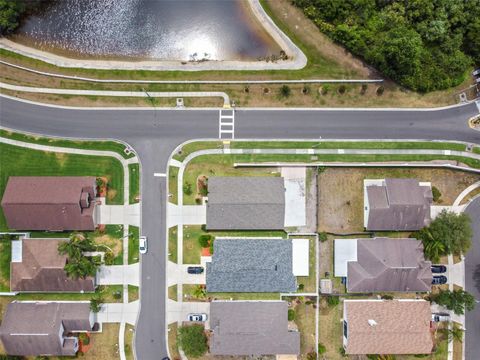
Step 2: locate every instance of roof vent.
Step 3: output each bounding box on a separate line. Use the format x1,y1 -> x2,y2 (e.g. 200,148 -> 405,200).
368,319 -> 377,327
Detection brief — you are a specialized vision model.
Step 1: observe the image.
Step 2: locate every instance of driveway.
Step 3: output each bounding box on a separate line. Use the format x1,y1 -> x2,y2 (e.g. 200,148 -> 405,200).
97,264 -> 140,286
97,201 -> 141,227
167,300 -> 211,329
465,197 -> 480,360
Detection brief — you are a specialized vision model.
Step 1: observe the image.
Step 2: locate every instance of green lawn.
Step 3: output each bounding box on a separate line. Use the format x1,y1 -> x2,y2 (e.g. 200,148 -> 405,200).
124,324 -> 135,360
129,163 -> 140,204
474,147 -> 480,155
292,300 -> 317,359
0,239 -> 12,291
168,166 -> 179,205
92,225 -> 124,265
128,285 -> 139,302
231,140 -> 468,151
182,284 -> 280,301
128,226 -> 139,264
168,285 -> 178,301
172,141 -> 223,162
168,226 -> 178,263
0,128 -> 135,159
0,142 -> 124,230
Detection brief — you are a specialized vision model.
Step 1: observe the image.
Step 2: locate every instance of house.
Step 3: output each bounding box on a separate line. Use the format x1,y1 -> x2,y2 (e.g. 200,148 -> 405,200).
10,238 -> 95,292
206,238 -> 301,293
210,301 -> 300,356
334,238 -> 432,292
343,299 -> 433,355
206,177 -> 285,230
1,176 -> 97,231
364,178 -> 432,231
0,301 -> 95,356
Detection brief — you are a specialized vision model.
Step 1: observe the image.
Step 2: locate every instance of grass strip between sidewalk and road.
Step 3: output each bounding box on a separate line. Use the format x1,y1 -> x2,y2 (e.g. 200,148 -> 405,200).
128,226 -> 139,264
129,163 -> 140,204
0,128 -> 134,159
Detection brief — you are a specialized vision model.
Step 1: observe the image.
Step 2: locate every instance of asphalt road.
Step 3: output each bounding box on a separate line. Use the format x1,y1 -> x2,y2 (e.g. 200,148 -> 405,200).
465,198 -> 480,360
0,95 -> 479,360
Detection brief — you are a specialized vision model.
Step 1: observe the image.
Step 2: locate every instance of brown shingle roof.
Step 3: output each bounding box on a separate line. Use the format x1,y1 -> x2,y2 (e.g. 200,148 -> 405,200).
347,238 -> 432,292
11,239 -> 95,292
344,300 -> 433,355
366,178 -> 432,231
1,176 -> 97,231
0,301 -> 92,356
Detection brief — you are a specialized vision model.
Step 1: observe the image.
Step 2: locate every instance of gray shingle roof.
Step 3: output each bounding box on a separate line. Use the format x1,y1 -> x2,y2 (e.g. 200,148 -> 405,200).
347,238 -> 432,292
366,178 -> 432,231
0,301 -> 92,356
210,301 -> 300,355
206,177 -> 285,230
206,238 -> 296,293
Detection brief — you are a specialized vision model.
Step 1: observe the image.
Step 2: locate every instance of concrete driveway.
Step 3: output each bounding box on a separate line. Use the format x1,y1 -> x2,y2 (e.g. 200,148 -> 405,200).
167,203 -> 206,227
98,202 -> 140,227
97,264 -> 140,286
167,300 -> 211,329
167,262 -> 206,287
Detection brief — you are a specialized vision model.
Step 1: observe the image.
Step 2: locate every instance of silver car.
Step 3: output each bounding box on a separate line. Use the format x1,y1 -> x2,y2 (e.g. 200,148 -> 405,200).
139,236 -> 148,254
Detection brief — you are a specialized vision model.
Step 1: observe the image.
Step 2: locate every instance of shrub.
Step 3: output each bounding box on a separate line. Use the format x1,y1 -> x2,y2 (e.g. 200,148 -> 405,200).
298,283 -> 304,291
279,85 -> 291,98
78,332 -> 90,345
263,87 -> 270,94
432,186 -> 442,202
201,224 -> 207,231
318,343 -> 327,354
209,237 -> 215,254
178,325 -> 208,357
381,294 -> 394,300
90,296 -> 103,313
104,251 -> 115,265
360,84 -> 368,95
96,177 -> 104,187
376,86 -> 385,96
302,86 -> 310,95
326,296 -> 339,307
183,182 -> 192,196
338,85 -> 346,94
198,234 -> 211,248
320,85 -> 330,95
113,291 -> 122,300
288,308 -> 295,321
318,232 -> 328,242
306,352 -> 317,360
339,347 -> 346,356
244,86 -> 250,93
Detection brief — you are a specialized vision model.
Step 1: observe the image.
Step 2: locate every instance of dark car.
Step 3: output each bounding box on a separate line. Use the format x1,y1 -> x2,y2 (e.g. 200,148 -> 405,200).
187,266 -> 204,274
432,275 -> 447,285
431,265 -> 447,274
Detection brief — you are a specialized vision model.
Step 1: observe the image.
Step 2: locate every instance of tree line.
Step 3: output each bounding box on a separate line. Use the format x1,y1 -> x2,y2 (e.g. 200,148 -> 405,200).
292,0 -> 480,92
0,0 -> 52,35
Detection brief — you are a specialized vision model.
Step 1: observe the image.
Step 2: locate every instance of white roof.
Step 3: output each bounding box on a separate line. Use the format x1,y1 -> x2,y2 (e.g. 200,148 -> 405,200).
292,238 -> 309,276
11,240 -> 22,263
334,239 -> 358,277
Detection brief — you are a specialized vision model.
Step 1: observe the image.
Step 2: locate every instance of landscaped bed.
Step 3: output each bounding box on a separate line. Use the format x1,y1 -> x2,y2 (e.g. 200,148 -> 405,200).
0,142 -> 124,230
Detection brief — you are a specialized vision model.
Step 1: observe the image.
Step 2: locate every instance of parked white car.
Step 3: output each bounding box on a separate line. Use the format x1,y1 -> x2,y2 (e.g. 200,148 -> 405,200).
139,236 -> 148,254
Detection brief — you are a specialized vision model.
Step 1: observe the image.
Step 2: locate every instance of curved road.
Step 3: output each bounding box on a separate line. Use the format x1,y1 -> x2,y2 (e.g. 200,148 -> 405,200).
0,95 -> 479,360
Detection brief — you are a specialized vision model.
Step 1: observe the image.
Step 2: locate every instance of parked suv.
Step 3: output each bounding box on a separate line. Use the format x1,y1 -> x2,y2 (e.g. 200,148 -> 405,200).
431,265 -> 447,274
432,275 -> 447,285
187,313 -> 207,322
187,266 -> 204,274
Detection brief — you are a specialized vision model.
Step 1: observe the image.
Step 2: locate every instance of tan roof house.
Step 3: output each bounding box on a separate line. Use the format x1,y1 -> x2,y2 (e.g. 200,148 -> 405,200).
343,300 -> 433,355
0,301 -> 95,356
10,238 -> 95,292
364,178 -> 433,231
1,176 -> 97,231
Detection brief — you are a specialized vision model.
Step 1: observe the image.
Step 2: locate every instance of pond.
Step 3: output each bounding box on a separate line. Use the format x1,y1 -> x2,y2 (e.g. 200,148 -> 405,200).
12,0 -> 281,61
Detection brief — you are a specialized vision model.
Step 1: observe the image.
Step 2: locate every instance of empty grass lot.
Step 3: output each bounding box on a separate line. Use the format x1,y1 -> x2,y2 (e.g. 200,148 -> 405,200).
128,225 -> 140,264
0,142 -> 124,230
129,163 -> 140,203
0,129 -> 135,159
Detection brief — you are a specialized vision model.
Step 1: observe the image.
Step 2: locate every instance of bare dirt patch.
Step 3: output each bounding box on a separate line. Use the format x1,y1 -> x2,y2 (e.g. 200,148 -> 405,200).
318,167 -> 480,233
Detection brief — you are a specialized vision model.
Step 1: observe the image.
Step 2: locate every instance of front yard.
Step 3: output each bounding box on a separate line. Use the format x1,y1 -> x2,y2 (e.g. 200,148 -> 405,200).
318,167 -> 480,233
0,142 -> 125,230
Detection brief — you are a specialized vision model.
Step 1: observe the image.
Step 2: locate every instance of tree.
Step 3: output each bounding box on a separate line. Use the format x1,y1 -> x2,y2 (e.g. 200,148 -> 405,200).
192,285 -> 206,299
431,289 -> 475,315
279,85 -> 291,98
178,325 -> 208,357
417,210 -> 472,260
440,323 -> 464,343
59,233 -> 100,279
90,296 -> 104,313
0,0 -> 25,35
198,234 -> 211,248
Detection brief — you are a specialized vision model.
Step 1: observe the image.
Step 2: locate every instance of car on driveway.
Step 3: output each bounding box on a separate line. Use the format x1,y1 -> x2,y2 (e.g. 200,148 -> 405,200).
432,275 -> 447,285
187,313 -> 207,322
187,266 -> 204,274
431,265 -> 447,273
432,313 -> 450,322
139,236 -> 148,254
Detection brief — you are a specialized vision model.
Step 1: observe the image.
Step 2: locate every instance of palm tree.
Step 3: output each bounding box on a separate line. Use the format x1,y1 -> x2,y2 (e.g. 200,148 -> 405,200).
59,233 -> 100,279
420,228 -> 445,262
441,324 -> 464,343
193,285 -> 206,299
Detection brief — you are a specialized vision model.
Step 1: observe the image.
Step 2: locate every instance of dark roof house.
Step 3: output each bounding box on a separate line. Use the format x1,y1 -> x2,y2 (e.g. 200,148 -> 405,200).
1,176 -> 97,231
343,300 -> 433,355
365,178 -> 432,231
206,238 -> 296,293
10,238 -> 95,292
346,238 -> 432,292
0,301 -> 94,356
206,177 -> 285,230
210,301 -> 300,356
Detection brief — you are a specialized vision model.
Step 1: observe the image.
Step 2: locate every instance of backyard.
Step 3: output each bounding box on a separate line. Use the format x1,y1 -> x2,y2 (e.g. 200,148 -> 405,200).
287,296 -> 317,360
0,142 -> 124,230
318,167 -> 480,233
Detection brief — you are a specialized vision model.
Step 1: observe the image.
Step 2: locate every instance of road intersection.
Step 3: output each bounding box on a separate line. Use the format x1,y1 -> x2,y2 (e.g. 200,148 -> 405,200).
0,95 -> 479,359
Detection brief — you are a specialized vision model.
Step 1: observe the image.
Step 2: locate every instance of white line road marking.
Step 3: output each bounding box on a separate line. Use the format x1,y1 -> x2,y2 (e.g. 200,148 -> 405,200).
153,173 -> 166,177
218,109 -> 235,139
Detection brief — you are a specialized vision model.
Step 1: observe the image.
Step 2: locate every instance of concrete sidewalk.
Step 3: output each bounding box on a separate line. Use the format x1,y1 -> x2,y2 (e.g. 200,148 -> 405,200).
97,264 -> 140,286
